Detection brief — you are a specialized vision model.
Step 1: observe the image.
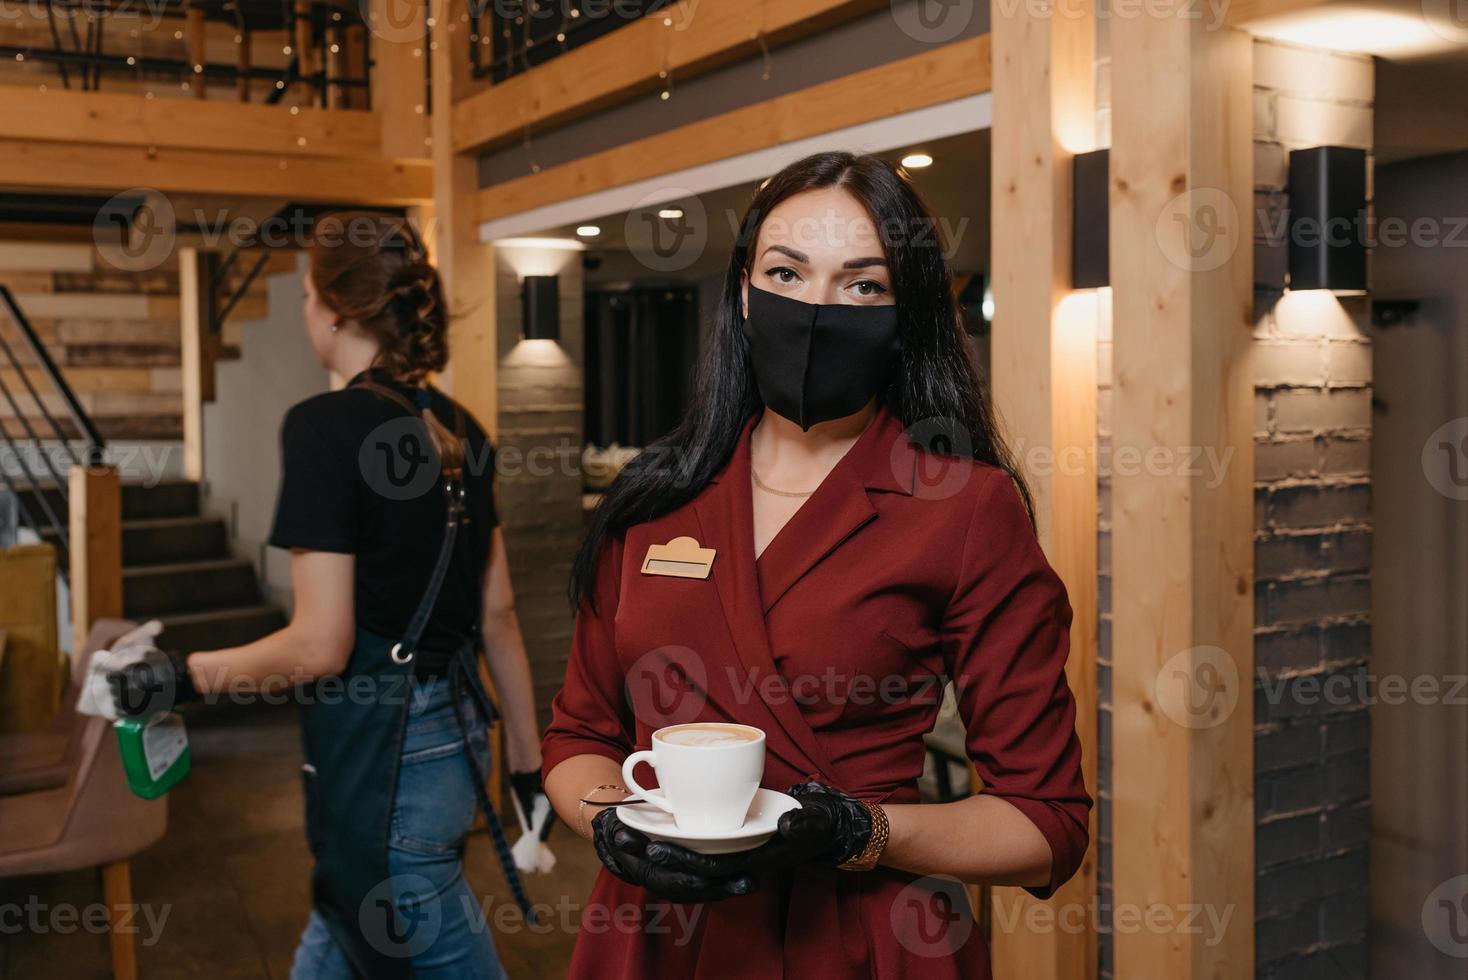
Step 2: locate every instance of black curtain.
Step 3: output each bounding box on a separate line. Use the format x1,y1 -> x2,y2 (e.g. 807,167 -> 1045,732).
584,285 -> 699,449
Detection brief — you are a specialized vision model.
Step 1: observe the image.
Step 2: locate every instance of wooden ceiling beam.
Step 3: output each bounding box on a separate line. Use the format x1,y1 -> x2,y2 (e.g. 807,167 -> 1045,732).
450,0 -> 887,156
0,139 -> 432,205
474,33 -> 992,225
0,87 -> 386,159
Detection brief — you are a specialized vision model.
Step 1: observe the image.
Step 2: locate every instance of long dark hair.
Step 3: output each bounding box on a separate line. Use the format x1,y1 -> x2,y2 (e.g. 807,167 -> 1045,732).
570,151 -> 1031,608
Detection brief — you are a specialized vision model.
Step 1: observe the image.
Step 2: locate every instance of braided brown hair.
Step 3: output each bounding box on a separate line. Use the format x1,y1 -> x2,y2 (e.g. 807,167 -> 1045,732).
307,211 -> 464,479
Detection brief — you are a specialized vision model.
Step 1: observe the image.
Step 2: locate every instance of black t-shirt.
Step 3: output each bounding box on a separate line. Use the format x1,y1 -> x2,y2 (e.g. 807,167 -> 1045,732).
268,369 -> 498,650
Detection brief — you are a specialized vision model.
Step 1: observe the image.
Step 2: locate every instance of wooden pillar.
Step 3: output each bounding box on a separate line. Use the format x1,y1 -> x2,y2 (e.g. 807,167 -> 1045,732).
185,5 -> 207,99
294,0 -> 316,97
372,0 -> 431,158
69,465 -> 122,647
178,248 -> 210,483
989,1 -> 1098,977
237,30 -> 252,102
1110,7 -> 1255,980
430,0 -> 497,437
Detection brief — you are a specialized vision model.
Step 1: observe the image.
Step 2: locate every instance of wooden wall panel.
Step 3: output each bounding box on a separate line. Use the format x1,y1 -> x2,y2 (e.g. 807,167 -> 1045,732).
0,544 -> 60,733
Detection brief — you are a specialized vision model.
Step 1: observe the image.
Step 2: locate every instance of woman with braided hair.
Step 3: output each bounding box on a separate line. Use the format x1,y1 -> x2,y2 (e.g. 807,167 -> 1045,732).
104,211 -> 548,979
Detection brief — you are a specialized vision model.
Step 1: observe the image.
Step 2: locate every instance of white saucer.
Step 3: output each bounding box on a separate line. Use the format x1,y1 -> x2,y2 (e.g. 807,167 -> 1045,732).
616,788 -> 801,854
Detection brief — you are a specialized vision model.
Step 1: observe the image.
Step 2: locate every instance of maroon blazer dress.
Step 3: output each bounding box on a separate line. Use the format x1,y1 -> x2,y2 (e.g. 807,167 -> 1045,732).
541,407 -> 1091,979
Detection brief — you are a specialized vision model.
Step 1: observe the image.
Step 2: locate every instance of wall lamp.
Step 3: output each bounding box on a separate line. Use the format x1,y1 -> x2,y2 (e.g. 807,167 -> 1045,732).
521,275 -> 561,341
1071,148 -> 1109,289
1287,145 -> 1367,295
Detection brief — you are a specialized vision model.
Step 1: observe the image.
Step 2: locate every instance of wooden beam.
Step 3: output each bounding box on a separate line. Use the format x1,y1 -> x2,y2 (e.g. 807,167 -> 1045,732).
1224,0 -> 1336,27
432,0 -> 498,441
369,0 -> 430,158
475,34 -> 992,224
451,0 -> 886,155
186,5 -> 207,100
294,0 -> 316,90
1110,8 -> 1255,980
0,88 -> 386,159
0,544 -> 59,734
68,466 -> 122,652
989,1 -> 1098,977
178,248 -> 210,481
0,139 -> 432,205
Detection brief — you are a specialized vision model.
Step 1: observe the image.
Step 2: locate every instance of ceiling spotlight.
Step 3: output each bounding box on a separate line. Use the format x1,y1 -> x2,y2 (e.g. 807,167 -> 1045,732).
576,225 -> 601,238
901,152 -> 934,169
657,207 -> 685,220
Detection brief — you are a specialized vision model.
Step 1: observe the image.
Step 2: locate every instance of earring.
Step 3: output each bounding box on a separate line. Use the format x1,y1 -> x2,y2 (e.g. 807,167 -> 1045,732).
330,323 -> 340,333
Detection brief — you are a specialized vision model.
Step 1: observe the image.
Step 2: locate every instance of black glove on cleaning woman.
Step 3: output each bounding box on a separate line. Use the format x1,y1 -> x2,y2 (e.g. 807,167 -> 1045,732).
106,649 -> 199,718
641,781 -> 874,881
591,807 -> 755,903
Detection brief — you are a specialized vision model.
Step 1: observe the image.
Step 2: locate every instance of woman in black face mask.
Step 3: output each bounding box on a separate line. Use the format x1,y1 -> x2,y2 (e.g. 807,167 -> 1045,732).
541,152 -> 1091,979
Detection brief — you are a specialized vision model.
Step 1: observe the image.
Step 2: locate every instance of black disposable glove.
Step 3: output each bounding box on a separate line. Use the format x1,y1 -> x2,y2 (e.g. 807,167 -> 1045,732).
642,780 -> 874,880
591,807 -> 755,904
106,649 -> 198,719
509,769 -> 558,840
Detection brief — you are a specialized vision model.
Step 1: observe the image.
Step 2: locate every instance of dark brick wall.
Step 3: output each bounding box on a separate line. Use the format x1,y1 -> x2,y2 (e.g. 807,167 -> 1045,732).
1252,39 -> 1374,980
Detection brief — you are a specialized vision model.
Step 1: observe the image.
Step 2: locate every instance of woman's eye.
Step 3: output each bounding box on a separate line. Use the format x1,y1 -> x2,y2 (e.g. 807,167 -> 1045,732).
766,267 -> 800,284
851,279 -> 889,297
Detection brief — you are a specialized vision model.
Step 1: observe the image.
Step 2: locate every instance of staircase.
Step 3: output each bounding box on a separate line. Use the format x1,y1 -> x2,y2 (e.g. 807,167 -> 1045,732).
22,480 -> 286,652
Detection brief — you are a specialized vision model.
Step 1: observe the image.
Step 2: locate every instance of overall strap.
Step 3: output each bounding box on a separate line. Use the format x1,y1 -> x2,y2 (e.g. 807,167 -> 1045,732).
352,376 -> 467,663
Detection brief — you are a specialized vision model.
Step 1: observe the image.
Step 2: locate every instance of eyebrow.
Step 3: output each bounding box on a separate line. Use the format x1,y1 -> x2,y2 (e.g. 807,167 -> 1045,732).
759,245 -> 889,270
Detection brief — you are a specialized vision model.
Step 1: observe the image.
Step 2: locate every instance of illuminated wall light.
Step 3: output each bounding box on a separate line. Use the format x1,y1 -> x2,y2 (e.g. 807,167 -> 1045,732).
1071,148 -> 1109,289
576,225 -> 601,238
1248,9 -> 1451,58
656,208 -> 684,220
1287,146 -> 1367,295
901,152 -> 934,169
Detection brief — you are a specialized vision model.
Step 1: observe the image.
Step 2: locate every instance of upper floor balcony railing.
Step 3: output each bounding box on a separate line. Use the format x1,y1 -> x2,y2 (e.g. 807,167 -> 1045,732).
470,0 -> 676,83
0,0 -> 375,108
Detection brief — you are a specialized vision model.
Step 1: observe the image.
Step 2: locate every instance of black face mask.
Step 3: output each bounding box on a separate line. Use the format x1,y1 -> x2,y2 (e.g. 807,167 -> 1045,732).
741,284 -> 901,431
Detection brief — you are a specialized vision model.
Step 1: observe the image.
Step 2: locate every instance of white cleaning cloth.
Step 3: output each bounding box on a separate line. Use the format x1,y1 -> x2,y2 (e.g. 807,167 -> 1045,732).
510,787 -> 558,875
74,620 -> 165,721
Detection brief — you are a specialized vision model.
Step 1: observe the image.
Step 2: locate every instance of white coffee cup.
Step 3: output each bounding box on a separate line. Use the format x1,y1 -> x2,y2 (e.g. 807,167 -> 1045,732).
621,723 -> 765,833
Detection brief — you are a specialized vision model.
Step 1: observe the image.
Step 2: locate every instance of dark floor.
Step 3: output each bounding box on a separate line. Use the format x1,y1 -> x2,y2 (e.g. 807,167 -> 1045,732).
0,700 -> 599,979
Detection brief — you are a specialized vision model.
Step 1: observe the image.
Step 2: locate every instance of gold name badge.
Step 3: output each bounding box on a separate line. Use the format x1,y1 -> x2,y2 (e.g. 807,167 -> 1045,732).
641,536 -> 717,579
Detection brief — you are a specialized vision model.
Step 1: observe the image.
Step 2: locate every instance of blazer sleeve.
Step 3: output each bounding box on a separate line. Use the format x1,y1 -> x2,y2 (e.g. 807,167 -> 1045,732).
942,469 -> 1092,899
541,533 -> 637,782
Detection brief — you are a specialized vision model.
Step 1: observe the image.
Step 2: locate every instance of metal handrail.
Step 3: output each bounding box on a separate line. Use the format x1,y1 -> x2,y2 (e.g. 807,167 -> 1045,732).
0,286 -> 112,580
0,286 -> 106,464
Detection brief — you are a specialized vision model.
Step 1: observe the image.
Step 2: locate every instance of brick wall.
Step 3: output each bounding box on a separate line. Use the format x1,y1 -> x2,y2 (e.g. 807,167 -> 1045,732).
1251,39 -> 1374,979
492,244 -> 586,732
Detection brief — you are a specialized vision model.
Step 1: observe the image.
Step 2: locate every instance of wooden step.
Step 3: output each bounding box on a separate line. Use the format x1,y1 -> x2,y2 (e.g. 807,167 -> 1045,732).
154,605 -> 287,652
12,479 -> 199,527
123,558 -> 260,618
37,514 -> 230,566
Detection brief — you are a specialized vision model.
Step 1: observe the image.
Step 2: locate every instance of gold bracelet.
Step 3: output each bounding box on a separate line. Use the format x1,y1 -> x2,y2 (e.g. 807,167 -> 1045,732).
838,800 -> 890,872
577,783 -> 627,839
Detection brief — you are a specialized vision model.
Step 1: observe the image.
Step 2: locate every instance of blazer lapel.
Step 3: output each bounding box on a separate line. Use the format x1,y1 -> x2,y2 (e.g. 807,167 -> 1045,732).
755,407 -> 916,614
691,413 -> 839,781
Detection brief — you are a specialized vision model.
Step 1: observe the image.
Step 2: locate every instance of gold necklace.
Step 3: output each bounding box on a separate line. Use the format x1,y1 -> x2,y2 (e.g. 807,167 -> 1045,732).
751,467 -> 816,498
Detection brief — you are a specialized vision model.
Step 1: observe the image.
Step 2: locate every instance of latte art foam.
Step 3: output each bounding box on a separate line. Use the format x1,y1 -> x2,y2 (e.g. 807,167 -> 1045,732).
658,724 -> 762,747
